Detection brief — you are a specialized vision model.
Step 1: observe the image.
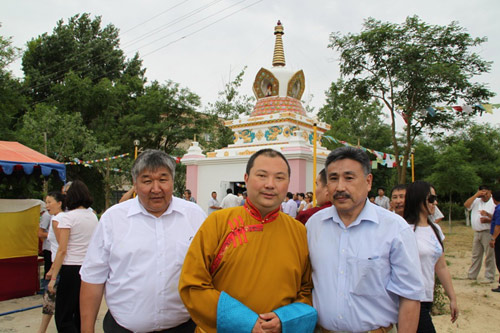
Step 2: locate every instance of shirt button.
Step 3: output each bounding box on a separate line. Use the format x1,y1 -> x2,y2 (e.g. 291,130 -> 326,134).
340,270 -> 344,274
338,315 -> 343,319
341,249 -> 345,253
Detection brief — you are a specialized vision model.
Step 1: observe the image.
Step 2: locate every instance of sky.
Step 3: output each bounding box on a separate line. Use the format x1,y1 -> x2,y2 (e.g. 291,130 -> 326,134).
2,0 -> 500,128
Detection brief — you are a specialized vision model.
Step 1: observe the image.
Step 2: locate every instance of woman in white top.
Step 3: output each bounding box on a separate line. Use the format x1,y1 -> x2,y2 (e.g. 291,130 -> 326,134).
297,193 -> 307,212
48,180 -> 98,332
404,181 -> 458,332
37,191 -> 65,333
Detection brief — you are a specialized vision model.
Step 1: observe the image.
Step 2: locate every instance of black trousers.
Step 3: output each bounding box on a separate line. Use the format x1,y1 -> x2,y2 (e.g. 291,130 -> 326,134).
103,311 -> 196,333
55,265 -> 82,333
417,302 -> 436,333
495,237 -> 500,284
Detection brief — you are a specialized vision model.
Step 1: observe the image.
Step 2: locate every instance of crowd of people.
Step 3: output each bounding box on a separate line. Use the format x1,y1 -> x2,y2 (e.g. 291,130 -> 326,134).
34,146 -> 500,333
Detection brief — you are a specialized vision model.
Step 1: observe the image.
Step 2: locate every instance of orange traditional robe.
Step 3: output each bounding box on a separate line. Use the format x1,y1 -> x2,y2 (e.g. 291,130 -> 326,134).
179,200 -> 312,333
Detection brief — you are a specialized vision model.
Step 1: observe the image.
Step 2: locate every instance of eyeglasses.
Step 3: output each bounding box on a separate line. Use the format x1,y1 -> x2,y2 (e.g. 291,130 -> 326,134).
428,195 -> 437,204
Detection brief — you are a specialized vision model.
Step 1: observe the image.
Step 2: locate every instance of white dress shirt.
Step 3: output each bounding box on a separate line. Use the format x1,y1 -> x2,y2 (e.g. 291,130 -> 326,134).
220,193 -> 241,208
307,200 -> 424,332
80,197 -> 206,332
207,197 -> 220,215
283,199 -> 298,218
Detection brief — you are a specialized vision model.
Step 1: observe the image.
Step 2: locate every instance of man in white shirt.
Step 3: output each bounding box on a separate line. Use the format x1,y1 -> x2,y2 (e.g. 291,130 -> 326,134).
207,191 -> 221,215
80,150 -> 207,333
282,192 -> 298,218
220,188 -> 241,209
465,185 -> 496,283
374,187 -> 390,210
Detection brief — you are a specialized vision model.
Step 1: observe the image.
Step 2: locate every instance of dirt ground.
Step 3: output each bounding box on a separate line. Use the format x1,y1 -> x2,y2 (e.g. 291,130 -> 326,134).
1,221 -> 499,332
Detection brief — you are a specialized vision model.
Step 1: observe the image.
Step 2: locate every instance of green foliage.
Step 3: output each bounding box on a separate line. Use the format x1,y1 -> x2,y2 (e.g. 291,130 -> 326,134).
329,15 -> 495,183
204,67 -> 255,151
429,142 -> 480,197
16,104 -> 97,161
22,13 -> 126,102
0,28 -> 26,140
318,78 -> 392,151
119,80 -> 207,153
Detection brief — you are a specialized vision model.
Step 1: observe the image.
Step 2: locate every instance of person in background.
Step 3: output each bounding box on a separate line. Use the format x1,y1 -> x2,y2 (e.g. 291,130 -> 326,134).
404,181 -> 458,332
48,181 -> 98,332
464,185 -> 496,283
37,192 -> 65,333
375,187 -> 390,210
240,191 -> 247,206
297,193 -> 307,212
220,188 -> 241,209
80,150 -> 206,333
296,168 -> 332,225
179,148 -> 317,333
184,189 -> 196,203
282,192 -> 298,218
307,147 -> 423,332
488,191 -> 500,292
208,191 -> 222,215
391,184 -> 407,217
38,203 -> 52,289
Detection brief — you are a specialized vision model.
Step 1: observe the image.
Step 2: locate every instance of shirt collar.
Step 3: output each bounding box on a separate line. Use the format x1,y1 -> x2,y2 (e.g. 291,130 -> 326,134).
244,198 -> 280,224
322,199 -> 380,228
127,196 -> 182,218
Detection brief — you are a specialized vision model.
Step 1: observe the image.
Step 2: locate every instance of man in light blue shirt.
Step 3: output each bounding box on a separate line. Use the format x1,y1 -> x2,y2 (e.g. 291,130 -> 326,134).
307,147 -> 424,333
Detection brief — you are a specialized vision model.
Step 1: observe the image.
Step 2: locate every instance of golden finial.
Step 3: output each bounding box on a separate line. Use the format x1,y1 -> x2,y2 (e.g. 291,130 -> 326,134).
272,20 -> 285,67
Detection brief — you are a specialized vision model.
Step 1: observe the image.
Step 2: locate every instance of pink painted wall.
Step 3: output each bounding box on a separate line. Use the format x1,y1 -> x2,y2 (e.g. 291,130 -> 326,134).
185,165 -> 198,200
287,158 -> 307,193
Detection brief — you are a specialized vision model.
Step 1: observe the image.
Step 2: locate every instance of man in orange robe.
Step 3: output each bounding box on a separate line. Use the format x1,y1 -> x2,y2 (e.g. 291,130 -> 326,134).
179,148 -> 316,333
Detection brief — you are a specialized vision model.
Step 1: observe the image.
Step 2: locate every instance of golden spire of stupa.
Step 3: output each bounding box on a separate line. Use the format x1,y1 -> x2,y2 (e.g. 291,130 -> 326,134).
272,20 -> 285,67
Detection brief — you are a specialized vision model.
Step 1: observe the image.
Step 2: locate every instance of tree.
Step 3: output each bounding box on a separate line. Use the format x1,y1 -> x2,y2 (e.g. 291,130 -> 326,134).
428,142 -> 480,227
438,123 -> 500,187
329,16 -> 495,183
318,78 -> 395,191
22,13 -> 126,102
0,28 -> 26,140
203,67 -> 255,151
118,80 -> 209,153
318,78 -> 392,150
16,104 -> 97,161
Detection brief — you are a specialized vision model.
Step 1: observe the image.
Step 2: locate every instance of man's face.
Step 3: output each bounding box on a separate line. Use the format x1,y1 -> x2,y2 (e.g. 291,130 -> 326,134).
211,192 -> 217,199
244,155 -> 289,217
134,167 -> 174,217
481,190 -> 492,202
391,189 -> 406,217
327,158 -> 372,220
184,191 -> 190,199
315,175 -> 330,207
378,188 -> 384,197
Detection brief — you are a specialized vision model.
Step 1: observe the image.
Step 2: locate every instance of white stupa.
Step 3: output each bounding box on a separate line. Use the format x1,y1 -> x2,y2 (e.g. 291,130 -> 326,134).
182,21 -> 330,213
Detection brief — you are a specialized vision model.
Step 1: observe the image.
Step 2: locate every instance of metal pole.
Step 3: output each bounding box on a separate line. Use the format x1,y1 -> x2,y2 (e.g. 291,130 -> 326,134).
313,124 -> 317,206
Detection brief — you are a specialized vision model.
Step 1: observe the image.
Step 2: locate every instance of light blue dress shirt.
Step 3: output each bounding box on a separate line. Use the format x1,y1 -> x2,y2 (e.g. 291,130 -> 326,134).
306,200 -> 424,332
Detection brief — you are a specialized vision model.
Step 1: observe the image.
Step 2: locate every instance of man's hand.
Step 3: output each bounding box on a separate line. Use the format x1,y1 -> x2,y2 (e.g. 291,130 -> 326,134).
259,312 -> 281,333
490,239 -> 496,248
252,318 -> 266,333
477,190 -> 487,198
